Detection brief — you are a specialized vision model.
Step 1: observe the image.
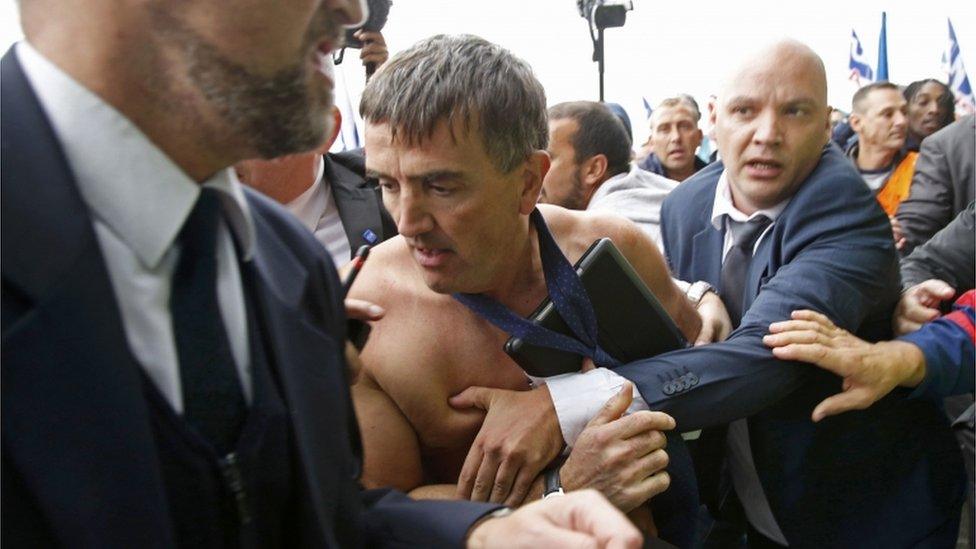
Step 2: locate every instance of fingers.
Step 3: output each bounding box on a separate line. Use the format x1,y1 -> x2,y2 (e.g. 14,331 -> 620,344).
344,298 -> 385,321
693,320 -> 714,346
914,279 -> 955,302
487,459 -> 518,504
812,387 -> 875,422
470,451 -> 502,502
586,383 -> 633,428
763,329 -> 825,348
631,447 -> 669,478
354,30 -> 386,46
607,411 -> 675,440
456,444 -> 483,499
632,470 -> 671,503
449,386 -> 494,411
770,343 -> 844,374
790,309 -> 835,326
504,467 -> 537,507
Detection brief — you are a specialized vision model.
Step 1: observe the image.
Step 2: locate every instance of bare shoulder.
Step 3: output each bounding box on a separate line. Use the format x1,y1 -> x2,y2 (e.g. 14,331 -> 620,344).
538,204 -> 647,263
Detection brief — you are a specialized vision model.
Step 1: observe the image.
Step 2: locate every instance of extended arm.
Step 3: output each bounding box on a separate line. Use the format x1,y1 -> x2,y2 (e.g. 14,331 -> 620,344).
763,292 -> 975,420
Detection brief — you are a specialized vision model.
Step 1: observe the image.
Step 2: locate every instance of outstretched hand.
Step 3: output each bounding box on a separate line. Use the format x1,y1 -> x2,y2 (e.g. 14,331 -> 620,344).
764,310 -> 926,421
449,385 -> 564,506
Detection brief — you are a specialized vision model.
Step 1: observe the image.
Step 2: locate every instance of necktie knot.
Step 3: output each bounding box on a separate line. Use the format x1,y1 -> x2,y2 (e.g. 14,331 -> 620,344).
178,188 -> 223,255
731,215 -> 772,251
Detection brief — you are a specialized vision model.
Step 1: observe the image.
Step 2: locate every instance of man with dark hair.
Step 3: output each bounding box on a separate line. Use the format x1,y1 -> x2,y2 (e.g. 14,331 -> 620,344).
542,101 -> 677,247
903,78 -> 955,151
848,82 -> 917,223
1,1 -> 642,546
350,34 -> 708,545
639,95 -> 708,182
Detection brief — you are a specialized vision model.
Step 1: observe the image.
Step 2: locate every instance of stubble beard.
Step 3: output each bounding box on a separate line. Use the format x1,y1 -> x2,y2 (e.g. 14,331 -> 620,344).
152,9 -> 334,160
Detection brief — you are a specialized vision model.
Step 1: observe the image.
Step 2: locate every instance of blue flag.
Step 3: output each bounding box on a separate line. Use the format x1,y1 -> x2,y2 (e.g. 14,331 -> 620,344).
849,29 -> 874,84
876,12 -> 889,82
943,18 -> 975,114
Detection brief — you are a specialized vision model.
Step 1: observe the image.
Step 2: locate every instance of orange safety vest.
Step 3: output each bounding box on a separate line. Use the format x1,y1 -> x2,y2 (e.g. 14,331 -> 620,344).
876,152 -> 918,216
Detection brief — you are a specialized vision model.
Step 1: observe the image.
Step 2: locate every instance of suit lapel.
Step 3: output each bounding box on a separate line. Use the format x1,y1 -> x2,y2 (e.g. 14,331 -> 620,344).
325,154 -> 383,255
743,232 -> 773,314
245,203 -> 362,544
691,223 -> 724,287
1,48 -> 173,546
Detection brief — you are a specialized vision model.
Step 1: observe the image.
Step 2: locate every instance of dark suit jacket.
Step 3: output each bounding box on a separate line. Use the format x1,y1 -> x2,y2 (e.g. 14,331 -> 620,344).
896,114 -> 976,255
614,145 -> 965,547
325,149 -> 397,257
0,48 -> 493,548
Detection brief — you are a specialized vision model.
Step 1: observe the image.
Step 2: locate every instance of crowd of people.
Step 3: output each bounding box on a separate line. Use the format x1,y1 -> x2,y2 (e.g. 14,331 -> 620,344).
3,0 -> 974,548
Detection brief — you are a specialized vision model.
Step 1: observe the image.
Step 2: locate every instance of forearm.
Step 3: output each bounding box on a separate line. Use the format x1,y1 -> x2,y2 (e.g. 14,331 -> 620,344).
409,478 -> 546,506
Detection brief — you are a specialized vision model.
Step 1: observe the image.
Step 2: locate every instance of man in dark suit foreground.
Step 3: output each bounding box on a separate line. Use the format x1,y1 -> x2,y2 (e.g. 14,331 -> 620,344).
457,40 -> 965,547
236,106 -> 397,266
0,0 -> 641,547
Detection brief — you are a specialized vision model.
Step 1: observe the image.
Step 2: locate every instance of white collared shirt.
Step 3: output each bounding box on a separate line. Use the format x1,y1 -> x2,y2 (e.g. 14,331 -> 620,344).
546,168 -> 791,543
285,156 -> 351,267
17,41 -> 254,412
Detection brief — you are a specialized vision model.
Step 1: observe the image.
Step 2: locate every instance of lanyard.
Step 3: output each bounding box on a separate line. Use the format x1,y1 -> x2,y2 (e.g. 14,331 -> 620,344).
453,209 -> 620,368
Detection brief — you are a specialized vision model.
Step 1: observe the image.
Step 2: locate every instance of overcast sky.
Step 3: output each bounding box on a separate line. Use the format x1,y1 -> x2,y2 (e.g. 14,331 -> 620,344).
3,0 -> 973,147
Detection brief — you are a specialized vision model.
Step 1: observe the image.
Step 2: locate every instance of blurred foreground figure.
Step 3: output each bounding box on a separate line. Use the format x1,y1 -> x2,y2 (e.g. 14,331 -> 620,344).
1,1 -> 642,547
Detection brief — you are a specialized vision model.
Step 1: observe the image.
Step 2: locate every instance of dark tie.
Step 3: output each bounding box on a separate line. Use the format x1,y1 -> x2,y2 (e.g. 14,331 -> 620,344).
170,188 -> 246,454
720,215 -> 772,327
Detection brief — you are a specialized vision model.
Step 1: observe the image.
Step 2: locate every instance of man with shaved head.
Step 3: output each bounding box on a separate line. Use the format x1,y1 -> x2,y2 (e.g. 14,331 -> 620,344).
463,40 -> 965,546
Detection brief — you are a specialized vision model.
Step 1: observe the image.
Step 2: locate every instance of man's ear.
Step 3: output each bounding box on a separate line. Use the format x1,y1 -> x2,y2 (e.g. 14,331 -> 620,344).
518,150 -> 550,215
579,154 -> 608,188
848,112 -> 863,134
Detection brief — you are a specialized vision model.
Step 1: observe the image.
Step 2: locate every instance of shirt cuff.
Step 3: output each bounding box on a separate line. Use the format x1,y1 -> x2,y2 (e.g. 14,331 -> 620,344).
545,368 -> 650,447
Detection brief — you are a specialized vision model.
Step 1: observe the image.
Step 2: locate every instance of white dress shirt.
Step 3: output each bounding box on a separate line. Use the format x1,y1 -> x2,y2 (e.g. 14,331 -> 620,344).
546,169 -> 790,544
17,41 -> 255,413
285,156 -> 351,267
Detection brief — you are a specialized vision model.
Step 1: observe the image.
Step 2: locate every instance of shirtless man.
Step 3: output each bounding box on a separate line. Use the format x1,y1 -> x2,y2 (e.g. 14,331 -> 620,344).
346,35 -> 704,533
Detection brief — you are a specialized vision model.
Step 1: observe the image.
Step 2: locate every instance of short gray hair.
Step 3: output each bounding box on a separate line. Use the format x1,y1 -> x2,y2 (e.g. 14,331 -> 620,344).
360,34 -> 548,173
654,94 -> 702,122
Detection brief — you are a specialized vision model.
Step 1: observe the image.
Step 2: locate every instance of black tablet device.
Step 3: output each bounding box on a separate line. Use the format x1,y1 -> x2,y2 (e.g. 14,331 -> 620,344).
503,238 -> 687,378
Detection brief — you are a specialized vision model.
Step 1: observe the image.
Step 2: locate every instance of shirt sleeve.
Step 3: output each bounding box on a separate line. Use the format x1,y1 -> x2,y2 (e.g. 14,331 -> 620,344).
545,368 -> 649,446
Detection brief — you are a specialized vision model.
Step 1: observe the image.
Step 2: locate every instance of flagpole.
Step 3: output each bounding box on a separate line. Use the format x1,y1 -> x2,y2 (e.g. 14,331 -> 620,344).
877,12 -> 889,82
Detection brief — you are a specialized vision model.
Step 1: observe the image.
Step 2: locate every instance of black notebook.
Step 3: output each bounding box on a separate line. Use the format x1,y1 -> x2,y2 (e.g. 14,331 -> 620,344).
503,238 -> 687,377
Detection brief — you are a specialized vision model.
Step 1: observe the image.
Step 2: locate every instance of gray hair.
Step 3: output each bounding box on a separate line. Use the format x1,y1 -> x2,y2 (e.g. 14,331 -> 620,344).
654,94 -> 702,122
360,34 -> 548,173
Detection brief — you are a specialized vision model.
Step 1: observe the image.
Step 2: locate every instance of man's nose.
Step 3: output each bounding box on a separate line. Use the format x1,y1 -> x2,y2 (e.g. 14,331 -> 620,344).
327,0 -> 367,28
752,110 -> 783,147
893,110 -> 907,129
395,190 -> 434,238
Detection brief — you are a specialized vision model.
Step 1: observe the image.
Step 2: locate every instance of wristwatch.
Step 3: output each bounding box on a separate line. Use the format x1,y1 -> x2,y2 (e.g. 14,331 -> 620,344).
543,463 -> 565,499
686,280 -> 715,307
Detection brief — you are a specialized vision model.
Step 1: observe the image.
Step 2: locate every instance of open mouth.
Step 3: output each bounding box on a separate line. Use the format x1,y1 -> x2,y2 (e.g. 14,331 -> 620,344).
744,160 -> 784,179
412,246 -> 453,268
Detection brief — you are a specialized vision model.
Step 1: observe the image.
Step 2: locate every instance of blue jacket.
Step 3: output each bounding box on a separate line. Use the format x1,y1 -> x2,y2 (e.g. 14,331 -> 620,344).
615,145 -> 965,547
